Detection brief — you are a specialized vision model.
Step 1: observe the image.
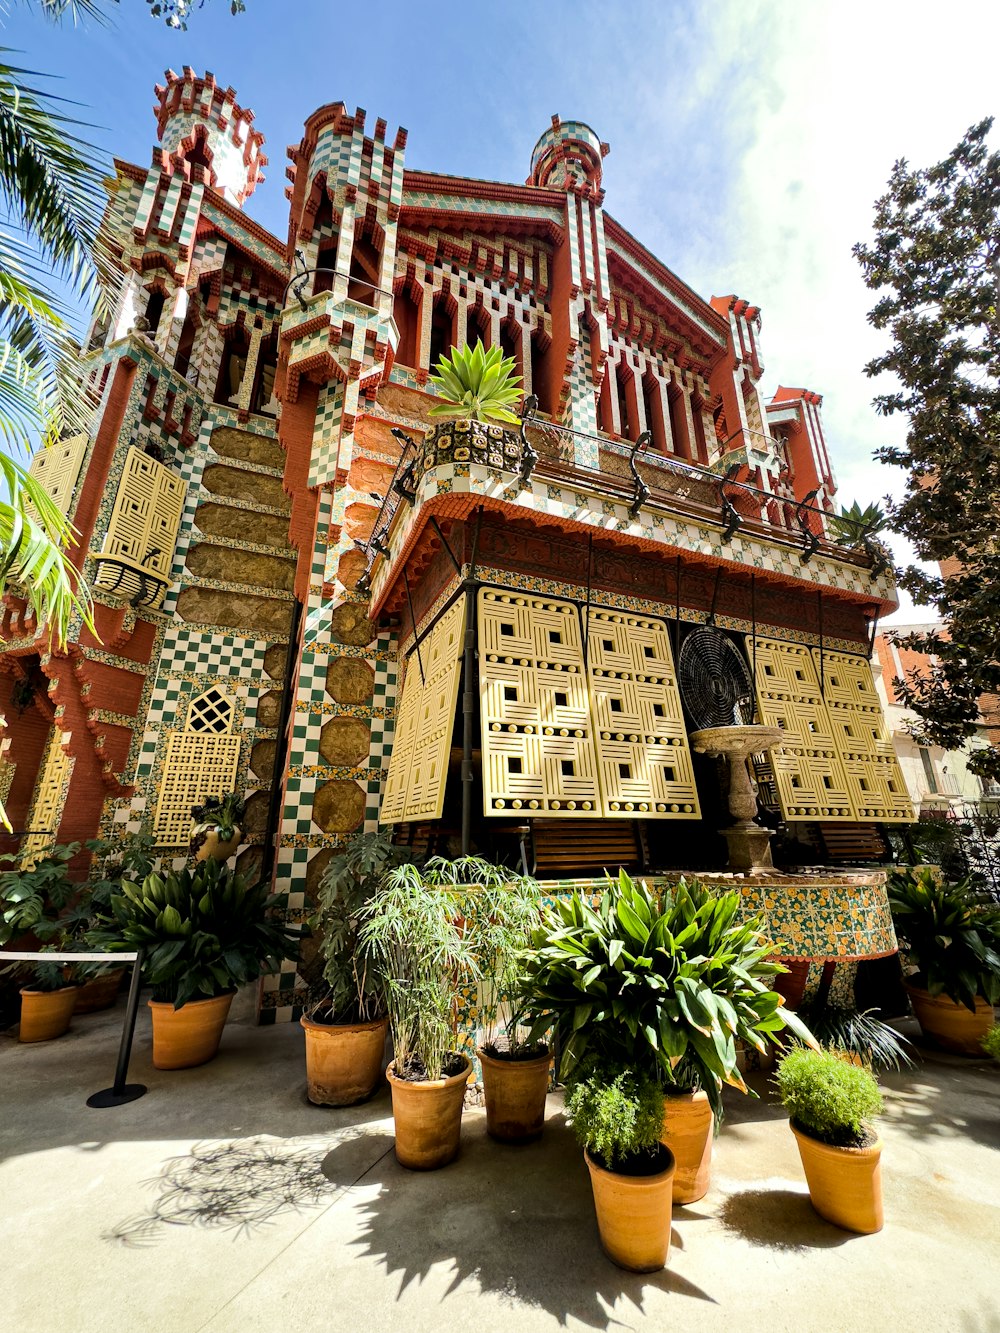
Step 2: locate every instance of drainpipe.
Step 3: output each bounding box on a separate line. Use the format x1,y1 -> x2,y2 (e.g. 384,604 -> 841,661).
262,596 -> 303,883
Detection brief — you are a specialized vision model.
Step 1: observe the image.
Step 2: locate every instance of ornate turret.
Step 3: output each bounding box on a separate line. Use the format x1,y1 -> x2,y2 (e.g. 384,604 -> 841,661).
154,67 -> 266,206
528,116 -> 609,198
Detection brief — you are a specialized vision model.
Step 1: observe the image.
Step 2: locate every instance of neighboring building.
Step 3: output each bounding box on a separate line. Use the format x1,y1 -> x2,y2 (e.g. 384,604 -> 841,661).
874,627 -> 998,815
1,71 -> 914,1020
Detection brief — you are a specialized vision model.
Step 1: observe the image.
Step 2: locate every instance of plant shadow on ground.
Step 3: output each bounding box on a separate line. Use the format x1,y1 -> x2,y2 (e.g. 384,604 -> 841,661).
878,1049 -> 1000,1152
716,1187 -> 852,1252
322,1111 -> 717,1330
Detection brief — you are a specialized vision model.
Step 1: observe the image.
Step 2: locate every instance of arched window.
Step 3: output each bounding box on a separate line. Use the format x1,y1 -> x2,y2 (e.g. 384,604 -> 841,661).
529,331 -> 552,416
348,224 -> 382,305
392,284 -> 421,369
428,296 -> 453,371
465,302 -> 489,351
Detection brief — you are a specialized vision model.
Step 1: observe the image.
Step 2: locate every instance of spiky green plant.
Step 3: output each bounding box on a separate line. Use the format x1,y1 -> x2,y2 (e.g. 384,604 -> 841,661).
428,340 -> 523,425
828,499 -> 889,547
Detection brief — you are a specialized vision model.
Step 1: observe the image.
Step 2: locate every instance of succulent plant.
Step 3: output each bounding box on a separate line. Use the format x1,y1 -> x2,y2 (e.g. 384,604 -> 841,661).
428,340 -> 523,426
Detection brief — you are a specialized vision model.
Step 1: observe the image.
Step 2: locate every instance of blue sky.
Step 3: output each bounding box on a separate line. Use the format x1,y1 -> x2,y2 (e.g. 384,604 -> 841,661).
7,0 -> 1000,618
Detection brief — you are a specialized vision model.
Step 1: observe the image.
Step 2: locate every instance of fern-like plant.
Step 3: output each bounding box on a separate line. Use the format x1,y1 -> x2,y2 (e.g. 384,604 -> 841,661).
981,1024 -> 1000,1061
428,340 -> 523,425
566,1065 -> 666,1173
776,1047 -> 883,1148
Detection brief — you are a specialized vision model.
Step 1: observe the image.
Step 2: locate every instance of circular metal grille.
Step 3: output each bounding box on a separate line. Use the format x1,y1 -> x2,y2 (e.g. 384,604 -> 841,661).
678,627 -> 754,730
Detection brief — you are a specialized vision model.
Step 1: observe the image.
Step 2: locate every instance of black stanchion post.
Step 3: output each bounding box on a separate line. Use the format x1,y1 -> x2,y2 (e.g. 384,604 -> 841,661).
87,948 -> 148,1109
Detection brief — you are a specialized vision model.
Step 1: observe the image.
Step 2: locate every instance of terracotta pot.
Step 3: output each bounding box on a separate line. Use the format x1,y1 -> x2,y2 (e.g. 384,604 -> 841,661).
18,985 -> 78,1042
301,1014 -> 388,1106
148,992 -> 234,1069
584,1147 -> 676,1272
773,957 -> 811,1009
74,968 -> 126,1014
903,981 -> 995,1056
385,1056 -> 471,1170
193,827 -> 241,862
477,1046 -> 551,1142
660,1088 -> 713,1204
791,1122 -> 883,1234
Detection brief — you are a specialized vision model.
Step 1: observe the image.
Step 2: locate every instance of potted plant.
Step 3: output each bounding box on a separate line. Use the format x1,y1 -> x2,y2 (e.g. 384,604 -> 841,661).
419,856 -> 548,1142
189,791 -> 245,862
0,843 -> 81,1042
567,1065 -> 675,1272
72,833 -> 156,1013
422,340 -> 528,474
888,865 -> 1000,1054
302,829 -> 411,1106
358,862 -> 479,1169
89,860 -> 298,1068
981,1024 -> 1000,1062
518,871 -> 817,1204
775,1046 -> 885,1234
798,964 -> 913,1071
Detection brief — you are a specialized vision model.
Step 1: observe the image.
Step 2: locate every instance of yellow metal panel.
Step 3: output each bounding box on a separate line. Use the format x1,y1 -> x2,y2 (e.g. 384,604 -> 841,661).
27,433 -> 88,518
95,447 -> 186,607
751,637 -> 854,821
587,608 -> 699,818
154,731 -> 242,846
479,589 -> 600,816
813,649 -> 914,823
22,729 -> 73,865
380,598 -> 466,825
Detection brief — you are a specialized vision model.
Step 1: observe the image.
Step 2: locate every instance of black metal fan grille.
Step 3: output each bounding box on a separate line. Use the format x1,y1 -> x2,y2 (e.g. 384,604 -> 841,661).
678,627 -> 755,730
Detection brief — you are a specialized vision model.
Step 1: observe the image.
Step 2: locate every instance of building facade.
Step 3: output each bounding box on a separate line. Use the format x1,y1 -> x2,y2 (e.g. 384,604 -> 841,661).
1,71 -> 914,1020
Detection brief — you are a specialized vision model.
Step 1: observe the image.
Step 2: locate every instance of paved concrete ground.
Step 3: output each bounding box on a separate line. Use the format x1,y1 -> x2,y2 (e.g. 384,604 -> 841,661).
2,989 -> 998,1333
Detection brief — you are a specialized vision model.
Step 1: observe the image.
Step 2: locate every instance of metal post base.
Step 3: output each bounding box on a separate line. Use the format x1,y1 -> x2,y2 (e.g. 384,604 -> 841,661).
87,1084 -> 148,1109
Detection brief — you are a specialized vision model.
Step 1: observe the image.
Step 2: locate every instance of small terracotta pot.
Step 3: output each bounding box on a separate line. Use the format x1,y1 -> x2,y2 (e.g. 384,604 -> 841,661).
903,981 -> 995,1056
148,992 -> 234,1069
18,985 -> 78,1042
791,1122 -> 883,1234
74,969 -> 126,1014
661,1088 -> 713,1204
477,1047 -> 551,1143
301,1014 -> 388,1106
385,1056 -> 471,1170
193,827 -> 241,862
584,1147 -> 676,1272
773,957 -> 811,1009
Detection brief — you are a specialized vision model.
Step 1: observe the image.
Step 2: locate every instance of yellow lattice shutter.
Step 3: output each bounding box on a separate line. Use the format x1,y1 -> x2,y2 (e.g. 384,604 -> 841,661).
751,637 -> 853,821
479,589 -> 601,817
814,649 -> 914,823
154,731 -> 242,846
27,433 -> 88,517
22,730 -> 73,864
380,598 -> 466,825
94,447 -> 186,607
587,609 -> 699,818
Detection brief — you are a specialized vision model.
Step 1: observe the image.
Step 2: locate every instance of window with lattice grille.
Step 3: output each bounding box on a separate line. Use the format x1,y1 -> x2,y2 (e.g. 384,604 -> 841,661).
154,686 -> 241,846
187,688 -> 235,734
94,446 -> 186,608
27,433 -> 88,518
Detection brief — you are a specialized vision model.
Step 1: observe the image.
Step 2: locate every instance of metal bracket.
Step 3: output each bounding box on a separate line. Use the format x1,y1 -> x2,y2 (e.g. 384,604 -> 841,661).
796,488 -> 821,562
389,428 -> 419,505
628,430 -> 651,519
518,394 -> 539,487
719,463 -> 743,542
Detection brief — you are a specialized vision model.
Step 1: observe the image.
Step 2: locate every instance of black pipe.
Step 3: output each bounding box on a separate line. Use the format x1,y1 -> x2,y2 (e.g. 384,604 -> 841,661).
461,582 -> 476,858
262,596 -> 303,884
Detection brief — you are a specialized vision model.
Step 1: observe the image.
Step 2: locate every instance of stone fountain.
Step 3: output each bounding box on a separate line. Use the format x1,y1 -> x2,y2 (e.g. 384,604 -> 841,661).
689,724 -> 785,872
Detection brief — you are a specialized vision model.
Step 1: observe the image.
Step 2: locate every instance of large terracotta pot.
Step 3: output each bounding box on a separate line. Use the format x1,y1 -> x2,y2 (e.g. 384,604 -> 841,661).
19,985 -> 78,1042
477,1046 -> 551,1143
584,1147 -> 676,1272
903,981 -> 995,1055
193,827 -> 241,862
791,1123 -> 883,1234
385,1055 -> 471,1170
660,1088 -> 713,1203
74,968 -> 126,1014
301,1014 -> 388,1106
148,992 -> 234,1069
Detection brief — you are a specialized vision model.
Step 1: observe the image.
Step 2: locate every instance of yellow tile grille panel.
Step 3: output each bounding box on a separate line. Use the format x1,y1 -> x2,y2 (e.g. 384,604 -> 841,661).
751,637 -> 853,821
380,598 -> 466,825
27,433 -> 88,517
813,649 -> 913,823
479,589 -> 600,816
587,609 -> 699,817
154,731 -> 242,847
22,729 -> 73,864
94,447 -> 186,608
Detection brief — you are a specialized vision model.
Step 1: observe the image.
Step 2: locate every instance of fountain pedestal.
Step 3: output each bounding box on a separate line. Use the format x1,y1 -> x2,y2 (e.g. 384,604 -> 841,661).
689,725 -> 785,872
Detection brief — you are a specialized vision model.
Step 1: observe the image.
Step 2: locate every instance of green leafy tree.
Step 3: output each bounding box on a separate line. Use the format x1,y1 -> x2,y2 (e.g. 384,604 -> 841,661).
854,119 -> 1000,780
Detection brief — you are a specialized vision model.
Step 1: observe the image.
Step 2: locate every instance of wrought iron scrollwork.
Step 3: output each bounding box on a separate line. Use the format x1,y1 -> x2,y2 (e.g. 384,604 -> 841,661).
389,428 -> 419,505
518,394 -> 539,487
628,430 -> 651,519
796,488 -> 821,562
719,462 -> 743,542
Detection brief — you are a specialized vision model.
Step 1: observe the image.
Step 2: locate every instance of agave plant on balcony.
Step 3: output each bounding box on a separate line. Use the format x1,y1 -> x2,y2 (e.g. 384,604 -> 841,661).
428,340 -> 523,426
